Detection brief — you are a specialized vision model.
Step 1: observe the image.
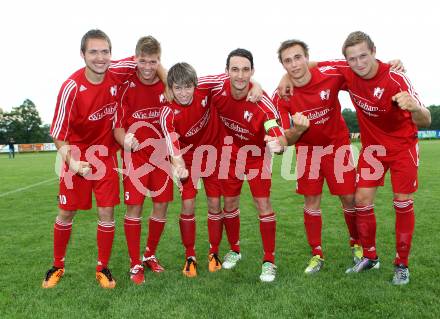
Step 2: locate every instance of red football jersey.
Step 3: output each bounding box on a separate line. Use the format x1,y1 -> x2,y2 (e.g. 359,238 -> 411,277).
50,59 -> 136,157
272,67 -> 350,147
115,75 -> 168,156
160,74 -> 226,158
211,80 -> 283,154
318,60 -> 421,153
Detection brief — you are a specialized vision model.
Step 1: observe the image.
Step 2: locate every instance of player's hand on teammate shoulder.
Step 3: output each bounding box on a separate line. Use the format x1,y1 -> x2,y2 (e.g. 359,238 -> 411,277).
247,82 -> 263,102
388,59 -> 406,73
392,92 -> 421,112
277,74 -> 294,100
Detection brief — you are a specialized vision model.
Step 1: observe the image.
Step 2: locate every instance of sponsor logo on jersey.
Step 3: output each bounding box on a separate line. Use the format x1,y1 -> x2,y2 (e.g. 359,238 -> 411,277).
352,95 -> 379,117
185,109 -> 210,137
220,116 -> 252,135
88,102 -> 117,121
80,84 -> 87,92
320,89 -> 330,100
132,107 -> 161,120
174,109 -> 181,115
110,85 -> 118,96
307,108 -> 330,121
129,81 -> 136,88
243,110 -> 253,122
373,87 -> 384,99
222,91 -> 227,96
236,134 -> 249,141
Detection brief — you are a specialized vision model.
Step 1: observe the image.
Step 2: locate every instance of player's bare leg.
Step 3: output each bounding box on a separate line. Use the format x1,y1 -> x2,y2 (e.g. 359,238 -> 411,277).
143,202 -> 168,273
42,209 -> 76,288
95,206 -> 116,288
222,196 -> 242,269
347,187 -> 380,274
180,199 -> 197,277
207,196 -> 222,272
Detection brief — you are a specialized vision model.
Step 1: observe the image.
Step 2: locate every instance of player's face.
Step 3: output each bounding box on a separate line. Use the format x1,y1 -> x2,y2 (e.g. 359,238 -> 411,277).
81,38 -> 111,75
172,83 -> 195,106
345,41 -> 377,79
135,53 -> 160,84
226,56 -> 254,93
281,45 -> 309,80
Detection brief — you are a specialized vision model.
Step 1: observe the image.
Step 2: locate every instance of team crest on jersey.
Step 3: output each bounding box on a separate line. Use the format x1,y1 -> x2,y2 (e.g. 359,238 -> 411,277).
79,84 -> 87,92
201,96 -> 208,107
159,94 -> 166,103
320,89 -> 330,100
243,110 -> 253,122
129,81 -> 136,88
373,87 -> 384,99
110,85 -> 118,96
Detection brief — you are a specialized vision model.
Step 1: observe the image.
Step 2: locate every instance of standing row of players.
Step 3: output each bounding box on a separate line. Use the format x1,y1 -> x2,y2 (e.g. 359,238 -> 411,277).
42,29 -> 431,289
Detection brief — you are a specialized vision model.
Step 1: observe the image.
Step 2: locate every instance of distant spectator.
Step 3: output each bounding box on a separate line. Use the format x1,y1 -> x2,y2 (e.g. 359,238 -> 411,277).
8,138 -> 15,159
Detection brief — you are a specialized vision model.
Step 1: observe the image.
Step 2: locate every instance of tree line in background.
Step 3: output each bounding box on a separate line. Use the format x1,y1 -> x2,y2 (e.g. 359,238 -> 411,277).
342,105 -> 440,133
0,100 -> 439,144
0,99 -> 51,144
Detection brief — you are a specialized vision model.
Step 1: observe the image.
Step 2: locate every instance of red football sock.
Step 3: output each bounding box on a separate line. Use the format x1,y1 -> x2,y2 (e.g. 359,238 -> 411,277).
207,211 -> 223,254
223,208 -> 240,253
304,207 -> 323,258
96,220 -> 115,271
259,212 -> 276,263
144,216 -> 166,258
124,215 -> 141,268
355,205 -> 377,259
343,207 -> 360,246
394,199 -> 415,267
179,214 -> 196,258
53,218 -> 72,268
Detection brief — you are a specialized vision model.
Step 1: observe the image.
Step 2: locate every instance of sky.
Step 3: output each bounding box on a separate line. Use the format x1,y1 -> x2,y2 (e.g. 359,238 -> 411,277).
1,0 -> 438,124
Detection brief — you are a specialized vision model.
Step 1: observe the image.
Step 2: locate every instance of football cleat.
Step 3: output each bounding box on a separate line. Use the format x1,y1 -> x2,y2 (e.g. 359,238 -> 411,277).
42,266 -> 65,288
208,253 -> 222,272
304,255 -> 324,275
143,255 -> 165,273
346,257 -> 380,274
391,264 -> 410,285
260,262 -> 277,282
222,251 -> 242,270
352,244 -> 363,264
182,257 -> 197,278
129,264 -> 145,285
96,268 -> 116,289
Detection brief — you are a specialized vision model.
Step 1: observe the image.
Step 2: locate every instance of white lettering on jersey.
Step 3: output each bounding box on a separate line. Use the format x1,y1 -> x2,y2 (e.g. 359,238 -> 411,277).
88,102 -> 118,121
185,109 -> 210,137
132,108 -> 161,120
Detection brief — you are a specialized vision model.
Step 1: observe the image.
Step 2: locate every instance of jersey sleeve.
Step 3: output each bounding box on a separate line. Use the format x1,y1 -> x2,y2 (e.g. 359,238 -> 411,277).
198,73 -> 228,92
160,106 -> 181,157
389,70 -> 424,107
271,90 -> 291,130
258,94 -> 283,137
108,56 -> 137,83
114,82 -> 130,129
50,79 -> 78,141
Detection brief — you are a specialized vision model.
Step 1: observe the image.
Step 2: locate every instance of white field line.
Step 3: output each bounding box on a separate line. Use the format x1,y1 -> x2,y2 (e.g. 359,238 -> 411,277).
0,177 -> 58,198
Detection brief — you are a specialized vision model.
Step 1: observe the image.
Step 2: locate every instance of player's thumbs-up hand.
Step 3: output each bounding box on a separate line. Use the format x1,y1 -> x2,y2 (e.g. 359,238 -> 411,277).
292,112 -> 310,133
392,92 -> 420,112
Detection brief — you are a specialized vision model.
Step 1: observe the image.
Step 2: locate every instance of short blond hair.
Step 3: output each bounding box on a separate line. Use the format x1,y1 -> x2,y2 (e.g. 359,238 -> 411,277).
342,31 -> 375,57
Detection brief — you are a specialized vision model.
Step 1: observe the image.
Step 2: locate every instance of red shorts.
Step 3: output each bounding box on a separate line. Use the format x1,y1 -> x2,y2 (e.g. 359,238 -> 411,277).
122,152 -> 173,205
180,148 -> 221,200
58,153 -> 120,211
220,155 -> 272,198
356,143 -> 419,194
295,144 -> 356,196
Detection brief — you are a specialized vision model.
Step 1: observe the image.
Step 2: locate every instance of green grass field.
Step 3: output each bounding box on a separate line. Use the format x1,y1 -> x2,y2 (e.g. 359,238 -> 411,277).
1,140 -> 439,318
